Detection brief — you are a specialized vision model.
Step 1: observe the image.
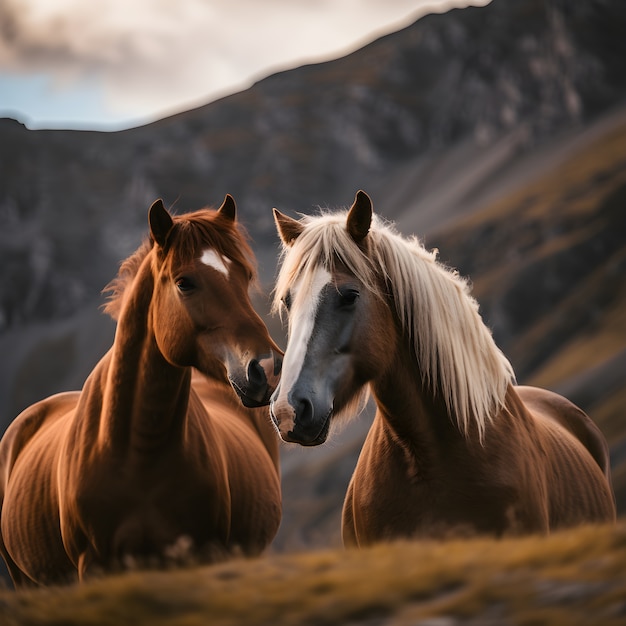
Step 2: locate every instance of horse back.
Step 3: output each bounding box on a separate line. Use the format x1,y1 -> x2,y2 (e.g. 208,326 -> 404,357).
0,392 -> 80,488
0,392 -> 80,585
516,385 -> 616,524
516,386 -> 612,479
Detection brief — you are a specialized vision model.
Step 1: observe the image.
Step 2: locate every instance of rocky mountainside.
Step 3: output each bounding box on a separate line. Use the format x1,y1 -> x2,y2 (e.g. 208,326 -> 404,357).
1,0 -> 625,554
2,0 -> 626,328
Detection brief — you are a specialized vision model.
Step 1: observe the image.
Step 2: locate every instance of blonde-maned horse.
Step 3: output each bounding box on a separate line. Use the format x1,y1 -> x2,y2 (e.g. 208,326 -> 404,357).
0,196 -> 282,586
270,190 -> 616,546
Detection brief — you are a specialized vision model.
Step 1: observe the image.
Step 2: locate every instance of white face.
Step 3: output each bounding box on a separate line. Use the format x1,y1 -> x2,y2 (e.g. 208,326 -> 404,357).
270,263 -> 374,446
200,248 -> 231,277
272,266 -> 332,415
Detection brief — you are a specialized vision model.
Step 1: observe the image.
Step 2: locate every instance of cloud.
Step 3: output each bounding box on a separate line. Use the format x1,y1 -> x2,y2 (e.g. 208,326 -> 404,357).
1,0 -> 488,127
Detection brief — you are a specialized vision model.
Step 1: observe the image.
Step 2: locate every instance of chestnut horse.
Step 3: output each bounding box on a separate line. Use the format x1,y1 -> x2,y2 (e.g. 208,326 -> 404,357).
0,196 -> 282,586
270,190 -> 616,547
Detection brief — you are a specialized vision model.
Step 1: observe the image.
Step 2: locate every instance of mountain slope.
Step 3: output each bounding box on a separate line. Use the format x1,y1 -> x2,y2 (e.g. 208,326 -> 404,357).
2,0 -> 626,332
0,0 -> 625,558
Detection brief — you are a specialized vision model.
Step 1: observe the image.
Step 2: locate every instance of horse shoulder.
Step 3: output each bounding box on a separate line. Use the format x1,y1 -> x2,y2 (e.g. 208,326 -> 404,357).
191,373 -> 279,471
240,405 -> 281,472
195,392 -> 280,492
188,380 -> 281,552
343,415 -> 409,544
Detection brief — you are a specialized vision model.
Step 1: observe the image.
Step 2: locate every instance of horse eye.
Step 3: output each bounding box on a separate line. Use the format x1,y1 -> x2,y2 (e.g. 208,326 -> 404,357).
339,289 -> 359,307
282,291 -> 292,311
176,277 -> 196,293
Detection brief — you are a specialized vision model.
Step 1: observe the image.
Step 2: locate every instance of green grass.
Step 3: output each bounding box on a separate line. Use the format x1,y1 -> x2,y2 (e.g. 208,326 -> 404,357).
2,522 -> 625,625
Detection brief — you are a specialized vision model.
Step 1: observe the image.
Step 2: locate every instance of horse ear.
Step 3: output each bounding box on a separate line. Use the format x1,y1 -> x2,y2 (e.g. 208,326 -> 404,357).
218,194 -> 236,221
273,208 -> 304,247
149,199 -> 174,248
346,190 -> 372,243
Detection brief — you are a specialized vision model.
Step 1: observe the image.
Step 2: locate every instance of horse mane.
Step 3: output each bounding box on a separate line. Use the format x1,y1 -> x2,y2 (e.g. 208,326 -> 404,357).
103,239 -> 152,320
103,208 -> 257,321
273,210 -> 515,440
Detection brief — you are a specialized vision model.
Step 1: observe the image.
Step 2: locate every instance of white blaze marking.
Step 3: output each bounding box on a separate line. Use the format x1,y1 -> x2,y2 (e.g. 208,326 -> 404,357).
200,248 -> 230,276
274,266 -> 331,408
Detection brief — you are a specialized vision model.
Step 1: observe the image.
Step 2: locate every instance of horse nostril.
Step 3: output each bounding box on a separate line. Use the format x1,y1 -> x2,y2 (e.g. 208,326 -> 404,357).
295,396 -> 314,424
247,359 -> 267,388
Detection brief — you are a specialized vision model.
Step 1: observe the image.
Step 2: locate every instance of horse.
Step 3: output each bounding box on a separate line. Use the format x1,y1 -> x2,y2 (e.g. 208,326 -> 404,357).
0,196 -> 283,586
270,190 -> 616,547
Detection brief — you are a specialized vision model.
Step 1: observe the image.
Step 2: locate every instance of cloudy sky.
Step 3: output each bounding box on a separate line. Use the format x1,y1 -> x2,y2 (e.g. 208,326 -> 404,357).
0,0 -> 489,131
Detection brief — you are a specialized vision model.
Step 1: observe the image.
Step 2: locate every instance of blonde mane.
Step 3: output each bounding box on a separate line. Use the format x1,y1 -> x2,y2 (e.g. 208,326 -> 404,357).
273,210 -> 515,440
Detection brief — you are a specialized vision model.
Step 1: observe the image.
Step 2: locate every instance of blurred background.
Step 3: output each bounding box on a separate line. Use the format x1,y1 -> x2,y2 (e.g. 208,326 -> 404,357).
1,0 -> 625,557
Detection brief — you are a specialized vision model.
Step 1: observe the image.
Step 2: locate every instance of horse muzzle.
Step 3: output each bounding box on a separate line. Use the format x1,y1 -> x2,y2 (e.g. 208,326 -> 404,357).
270,390 -> 332,446
229,349 -> 283,408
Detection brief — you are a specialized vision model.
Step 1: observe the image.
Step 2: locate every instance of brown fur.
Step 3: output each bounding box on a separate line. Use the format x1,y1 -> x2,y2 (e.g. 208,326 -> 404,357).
0,199 -> 281,586
342,353 -> 616,546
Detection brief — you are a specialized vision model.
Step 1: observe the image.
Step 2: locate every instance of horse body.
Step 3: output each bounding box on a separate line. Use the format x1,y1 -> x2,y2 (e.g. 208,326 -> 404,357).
0,196 -> 282,586
343,377 -> 615,547
270,191 -> 616,547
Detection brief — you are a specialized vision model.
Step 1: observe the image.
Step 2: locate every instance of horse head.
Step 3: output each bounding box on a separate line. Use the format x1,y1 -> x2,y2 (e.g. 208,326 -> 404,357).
148,196 -> 282,407
269,191 -> 394,445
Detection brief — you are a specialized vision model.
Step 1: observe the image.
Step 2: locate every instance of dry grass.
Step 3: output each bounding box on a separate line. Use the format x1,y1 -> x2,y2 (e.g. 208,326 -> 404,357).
2,522 -> 625,625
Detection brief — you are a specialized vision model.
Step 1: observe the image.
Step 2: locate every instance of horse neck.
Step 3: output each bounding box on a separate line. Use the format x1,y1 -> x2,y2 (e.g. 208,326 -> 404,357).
370,338 -> 472,464
98,261 -> 191,455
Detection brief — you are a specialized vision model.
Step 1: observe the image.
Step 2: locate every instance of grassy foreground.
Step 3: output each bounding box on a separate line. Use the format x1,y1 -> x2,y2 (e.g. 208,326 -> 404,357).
1,523 -> 625,626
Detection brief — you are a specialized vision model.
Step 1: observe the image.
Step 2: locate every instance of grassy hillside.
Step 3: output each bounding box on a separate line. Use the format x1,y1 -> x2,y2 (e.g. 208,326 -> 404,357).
2,523 -> 625,625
